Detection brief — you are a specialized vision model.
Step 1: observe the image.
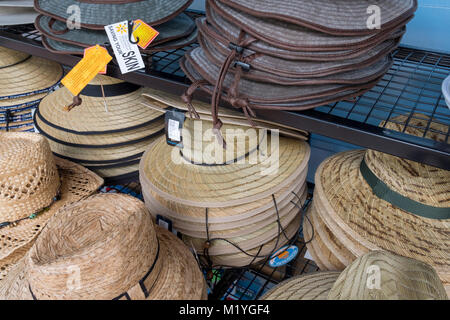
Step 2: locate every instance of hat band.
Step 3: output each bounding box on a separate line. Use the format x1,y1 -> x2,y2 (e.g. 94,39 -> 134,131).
28,239 -> 161,300
80,82 -> 140,98
0,55 -> 31,70
360,158 -> 450,220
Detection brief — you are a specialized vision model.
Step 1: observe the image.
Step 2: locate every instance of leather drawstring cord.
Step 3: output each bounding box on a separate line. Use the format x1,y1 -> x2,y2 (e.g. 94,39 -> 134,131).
64,95 -> 82,112
181,80 -> 208,119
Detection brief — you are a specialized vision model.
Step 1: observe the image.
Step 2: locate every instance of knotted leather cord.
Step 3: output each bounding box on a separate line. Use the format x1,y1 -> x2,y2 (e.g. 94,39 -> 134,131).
28,240 -> 161,300
181,80 -> 208,119
201,192 -> 304,271
0,180 -> 62,230
64,95 -> 82,112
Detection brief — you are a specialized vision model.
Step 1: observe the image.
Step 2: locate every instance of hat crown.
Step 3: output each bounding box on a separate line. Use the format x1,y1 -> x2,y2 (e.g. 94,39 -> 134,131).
181,118 -> 263,165
366,114 -> 450,208
0,133 -> 60,221
26,194 -> 159,300
328,251 -> 448,300
0,47 -> 30,68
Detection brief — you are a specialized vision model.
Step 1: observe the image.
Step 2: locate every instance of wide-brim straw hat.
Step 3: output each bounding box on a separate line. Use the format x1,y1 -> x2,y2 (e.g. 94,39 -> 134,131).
36,75 -> 163,134
261,251 -> 448,300
208,0 -> 413,51
34,0 -> 193,29
0,7 -> 37,25
0,194 -> 206,300
0,47 -> 62,100
141,89 -> 308,140
204,4 -> 404,62
0,132 -> 103,278
216,0 -> 417,36
307,114 -> 450,290
140,134 -> 310,208
35,13 -> 195,54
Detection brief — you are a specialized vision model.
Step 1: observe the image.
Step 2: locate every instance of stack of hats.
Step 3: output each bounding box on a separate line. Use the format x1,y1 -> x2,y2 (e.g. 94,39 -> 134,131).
33,0 -> 197,55
0,132 -> 103,282
33,75 -> 165,183
0,46 -> 63,132
0,1 -> 37,26
261,251 -> 448,300
0,193 -> 207,300
140,118 -> 311,268
304,113 -> 450,296
181,0 -> 417,131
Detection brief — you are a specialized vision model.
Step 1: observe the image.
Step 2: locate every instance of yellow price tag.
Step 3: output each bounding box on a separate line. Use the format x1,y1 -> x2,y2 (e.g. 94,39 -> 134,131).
84,46 -> 108,74
133,19 -> 159,49
61,45 -> 112,96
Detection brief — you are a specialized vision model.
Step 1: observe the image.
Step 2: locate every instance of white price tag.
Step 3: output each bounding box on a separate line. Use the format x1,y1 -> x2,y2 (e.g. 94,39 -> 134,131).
104,21 -> 145,74
304,250 -> 314,261
168,119 -> 181,142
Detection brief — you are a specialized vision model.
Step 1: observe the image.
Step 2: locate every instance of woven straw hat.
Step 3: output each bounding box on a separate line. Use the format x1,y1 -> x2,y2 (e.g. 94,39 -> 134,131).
141,89 -> 308,140
0,132 -> 103,277
216,0 -> 417,36
307,114 -> 450,289
0,47 -> 62,99
0,194 -> 206,300
34,0 -> 193,29
328,251 -> 448,300
261,251 -> 447,300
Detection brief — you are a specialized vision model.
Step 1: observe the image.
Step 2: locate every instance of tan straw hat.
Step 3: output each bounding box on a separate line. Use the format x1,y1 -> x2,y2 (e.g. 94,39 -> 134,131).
0,47 -> 62,99
0,194 -> 206,300
261,251 -> 448,300
306,113 -> 450,291
0,132 -> 103,277
328,251 -> 448,300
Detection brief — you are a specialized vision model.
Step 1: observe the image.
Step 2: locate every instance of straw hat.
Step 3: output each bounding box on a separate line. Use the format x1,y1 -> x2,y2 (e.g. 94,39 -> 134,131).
0,47 -> 62,99
34,0 -> 193,29
36,75 -> 162,133
261,251 -> 448,300
328,251 -> 448,300
216,0 -> 417,35
0,194 -> 206,300
0,132 -> 103,276
307,114 -> 450,288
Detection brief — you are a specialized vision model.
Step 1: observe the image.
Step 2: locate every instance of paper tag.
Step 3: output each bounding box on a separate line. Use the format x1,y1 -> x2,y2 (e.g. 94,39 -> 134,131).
304,250 -> 314,261
269,245 -> 299,268
132,19 -> 159,49
156,215 -> 173,232
165,109 -> 185,147
104,21 -> 145,74
84,46 -> 107,74
61,45 -> 112,96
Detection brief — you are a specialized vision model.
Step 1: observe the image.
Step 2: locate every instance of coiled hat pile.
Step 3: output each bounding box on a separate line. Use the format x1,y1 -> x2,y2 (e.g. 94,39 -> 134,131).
34,75 -> 165,183
304,113 -> 450,296
140,118 -> 310,268
0,47 -> 62,132
181,0 -> 418,133
34,0 -> 197,55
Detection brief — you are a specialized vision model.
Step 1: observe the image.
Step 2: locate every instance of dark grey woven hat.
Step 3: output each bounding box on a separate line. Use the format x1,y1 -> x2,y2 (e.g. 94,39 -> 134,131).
217,0 -> 417,35
35,13 -> 195,54
34,0 -> 193,29
208,0 -> 413,51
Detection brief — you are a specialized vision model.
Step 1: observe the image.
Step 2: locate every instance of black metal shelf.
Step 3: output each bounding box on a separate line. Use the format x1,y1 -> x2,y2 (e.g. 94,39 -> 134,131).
1,21 -> 449,170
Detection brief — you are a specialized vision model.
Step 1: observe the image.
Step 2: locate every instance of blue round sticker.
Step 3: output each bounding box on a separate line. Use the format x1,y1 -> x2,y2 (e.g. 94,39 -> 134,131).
269,245 -> 299,268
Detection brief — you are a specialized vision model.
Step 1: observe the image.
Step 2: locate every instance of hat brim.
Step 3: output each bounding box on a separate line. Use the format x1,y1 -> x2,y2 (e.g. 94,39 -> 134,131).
0,157 -> 103,271
260,272 -> 340,300
313,150 -> 450,286
0,56 -> 62,99
34,0 -> 193,29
